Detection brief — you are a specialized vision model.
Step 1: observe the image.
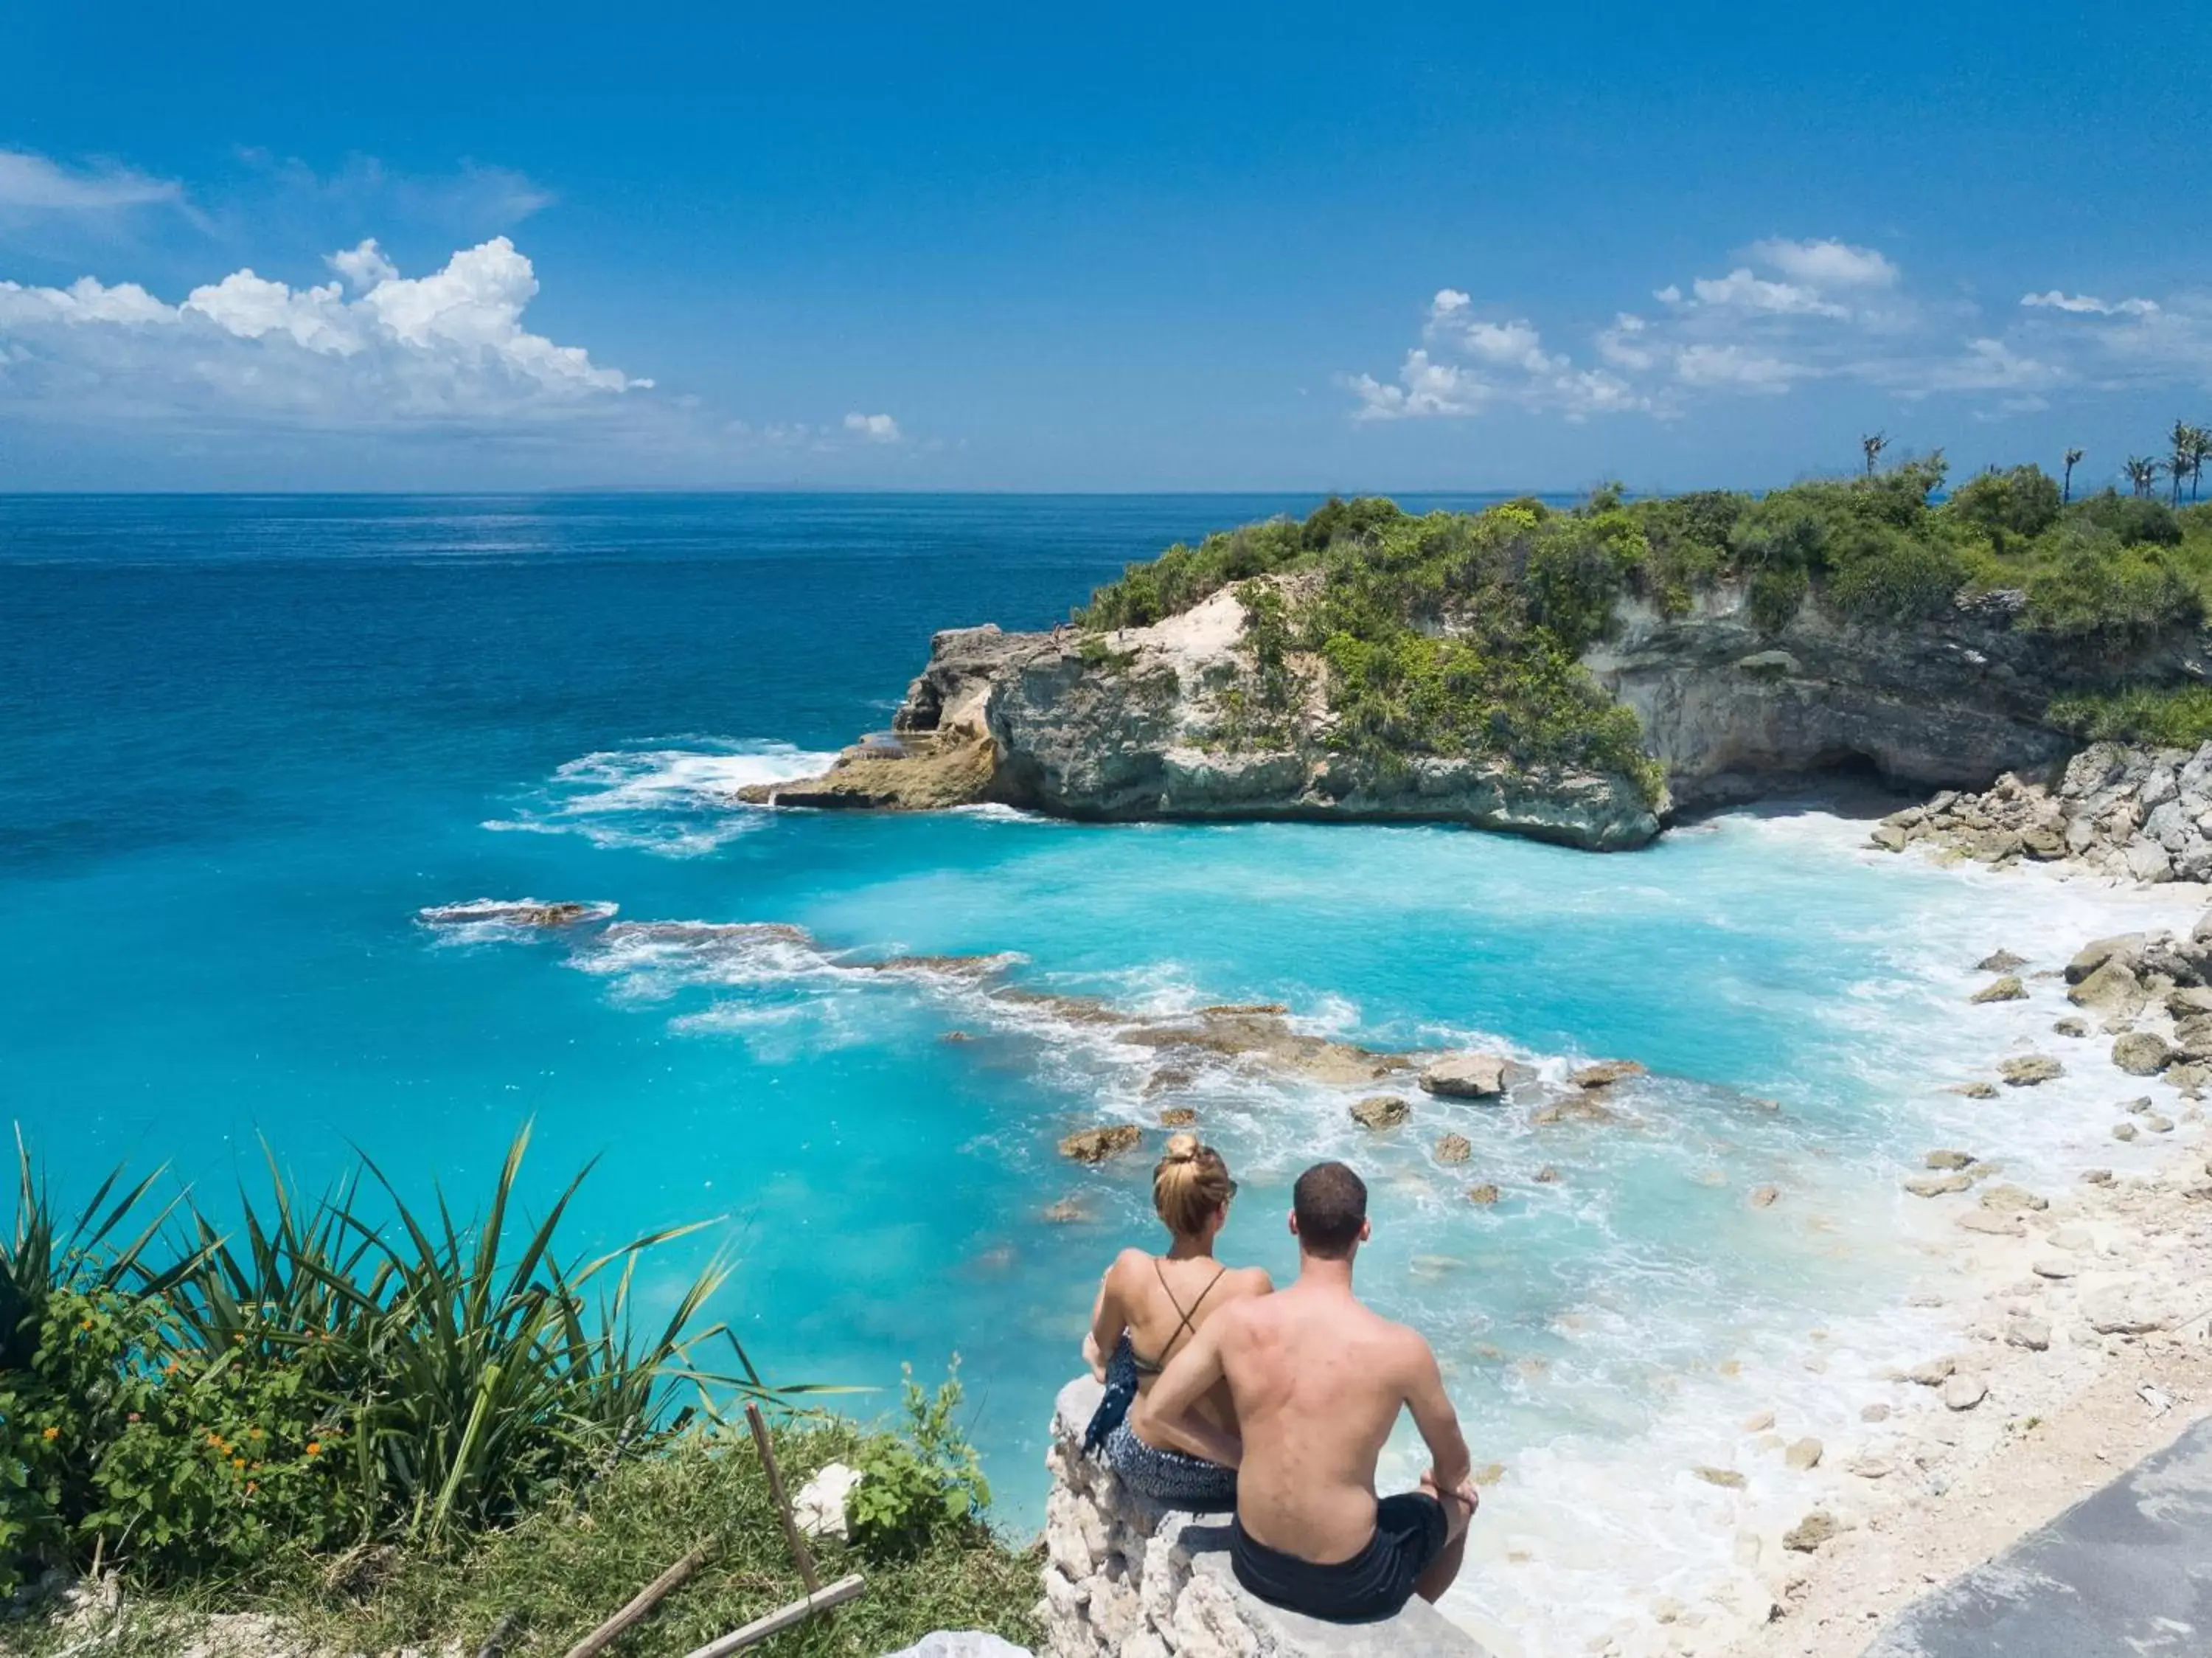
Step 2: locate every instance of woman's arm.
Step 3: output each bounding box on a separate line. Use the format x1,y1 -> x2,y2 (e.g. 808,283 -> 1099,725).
1083,1256 -> 1126,1380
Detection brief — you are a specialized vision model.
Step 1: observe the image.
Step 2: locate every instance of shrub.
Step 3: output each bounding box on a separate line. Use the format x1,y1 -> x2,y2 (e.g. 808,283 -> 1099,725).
2067,488 -> 2183,548
1,1127 -> 776,1592
2048,684 -> 2212,748
2023,546 -> 2204,643
1945,465 -> 2062,543
846,1362 -> 991,1560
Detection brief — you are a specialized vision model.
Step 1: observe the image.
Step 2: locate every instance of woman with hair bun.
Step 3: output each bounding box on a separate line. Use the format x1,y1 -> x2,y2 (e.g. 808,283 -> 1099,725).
1080,1133 -> 1271,1510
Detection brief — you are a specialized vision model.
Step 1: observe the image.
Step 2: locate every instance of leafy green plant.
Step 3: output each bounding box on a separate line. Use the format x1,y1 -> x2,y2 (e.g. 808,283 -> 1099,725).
2048,684 -> 2212,747
846,1360 -> 991,1561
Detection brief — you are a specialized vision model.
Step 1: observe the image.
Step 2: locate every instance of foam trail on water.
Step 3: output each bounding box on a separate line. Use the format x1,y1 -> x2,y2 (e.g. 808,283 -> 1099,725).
482,738 -> 838,855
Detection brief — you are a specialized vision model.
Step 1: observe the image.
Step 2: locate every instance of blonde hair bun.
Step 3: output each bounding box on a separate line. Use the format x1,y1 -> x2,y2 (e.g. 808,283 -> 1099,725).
1152,1134 -> 1234,1235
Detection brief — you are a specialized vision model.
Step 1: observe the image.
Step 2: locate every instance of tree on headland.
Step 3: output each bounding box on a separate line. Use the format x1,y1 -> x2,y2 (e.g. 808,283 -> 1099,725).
2186,425 -> 2211,503
2062,447 -> 2084,503
2170,419 -> 2195,506
1861,432 -> 1889,476
2124,455 -> 2164,499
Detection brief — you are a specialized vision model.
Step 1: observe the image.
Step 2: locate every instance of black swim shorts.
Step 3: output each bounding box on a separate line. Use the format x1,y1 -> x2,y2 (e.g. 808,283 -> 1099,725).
1229,1492 -> 1449,1623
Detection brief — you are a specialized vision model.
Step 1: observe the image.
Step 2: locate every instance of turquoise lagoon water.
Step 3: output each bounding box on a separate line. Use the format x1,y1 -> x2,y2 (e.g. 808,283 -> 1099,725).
3,494 -> 2185,1651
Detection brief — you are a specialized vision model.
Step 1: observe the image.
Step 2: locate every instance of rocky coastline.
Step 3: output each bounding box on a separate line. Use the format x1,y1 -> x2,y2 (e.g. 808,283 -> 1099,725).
742,573 -> 2198,854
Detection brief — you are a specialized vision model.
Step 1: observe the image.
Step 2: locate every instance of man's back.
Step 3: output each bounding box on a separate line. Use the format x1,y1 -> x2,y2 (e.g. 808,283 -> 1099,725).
1211,1281 -> 1427,1562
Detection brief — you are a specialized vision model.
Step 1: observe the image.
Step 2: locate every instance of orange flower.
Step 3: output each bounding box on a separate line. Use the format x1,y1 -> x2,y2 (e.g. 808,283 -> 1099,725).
78,1317 -> 93,1331
246,1481 -> 259,1494
305,1441 -> 321,1457
231,1456 -> 246,1470
41,1426 -> 58,1442
206,1430 -> 222,1446
246,1427 -> 263,1440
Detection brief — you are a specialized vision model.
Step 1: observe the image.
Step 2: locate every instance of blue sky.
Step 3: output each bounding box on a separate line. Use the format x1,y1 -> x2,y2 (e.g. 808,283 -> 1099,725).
1,1 -> 2205,491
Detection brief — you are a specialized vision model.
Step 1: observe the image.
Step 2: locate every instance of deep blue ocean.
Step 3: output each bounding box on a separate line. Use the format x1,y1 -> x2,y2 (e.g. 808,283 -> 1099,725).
1,493 -> 2175,1648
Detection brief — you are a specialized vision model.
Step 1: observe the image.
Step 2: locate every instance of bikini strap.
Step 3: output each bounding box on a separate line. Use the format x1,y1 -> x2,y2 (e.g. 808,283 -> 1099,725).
1150,1257 -> 1229,1364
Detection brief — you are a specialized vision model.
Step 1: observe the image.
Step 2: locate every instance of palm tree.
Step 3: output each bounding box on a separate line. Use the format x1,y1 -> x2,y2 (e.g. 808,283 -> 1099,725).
2124,455 -> 2164,499
2188,425 -> 2211,503
2062,447 -> 2084,504
2170,419 -> 2195,506
1862,432 -> 1888,476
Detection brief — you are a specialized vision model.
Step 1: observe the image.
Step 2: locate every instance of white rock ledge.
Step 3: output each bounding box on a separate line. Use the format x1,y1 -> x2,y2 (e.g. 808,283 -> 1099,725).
1041,1378 -> 1489,1658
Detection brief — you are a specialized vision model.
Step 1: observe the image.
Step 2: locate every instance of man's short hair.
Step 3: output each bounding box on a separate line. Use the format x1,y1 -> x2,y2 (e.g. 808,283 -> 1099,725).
1293,1161 -> 1368,1258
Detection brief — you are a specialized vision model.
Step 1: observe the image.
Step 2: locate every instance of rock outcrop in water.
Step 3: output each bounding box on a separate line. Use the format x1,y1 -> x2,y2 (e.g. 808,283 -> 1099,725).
742,572 -> 2197,853
743,589 -> 1660,850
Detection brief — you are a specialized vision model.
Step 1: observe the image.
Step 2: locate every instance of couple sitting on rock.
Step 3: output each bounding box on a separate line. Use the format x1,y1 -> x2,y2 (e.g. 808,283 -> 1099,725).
1082,1134 -> 1478,1623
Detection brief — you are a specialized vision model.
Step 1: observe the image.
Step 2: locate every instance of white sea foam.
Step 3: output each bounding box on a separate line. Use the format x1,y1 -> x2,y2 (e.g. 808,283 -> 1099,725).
482,738 -> 838,856
434,802 -> 2210,1655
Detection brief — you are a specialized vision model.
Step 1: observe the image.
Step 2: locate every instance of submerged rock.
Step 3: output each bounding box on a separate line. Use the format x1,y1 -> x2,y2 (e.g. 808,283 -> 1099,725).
1434,1132 -> 1473,1165
1978,949 -> 2029,973
1058,1125 -> 1141,1163
2000,1055 -> 2064,1086
1571,1059 -> 1649,1089
1784,1512 -> 1841,1553
1972,975 -> 2027,1004
1946,1081 -> 2000,1099
1350,1096 -> 1410,1131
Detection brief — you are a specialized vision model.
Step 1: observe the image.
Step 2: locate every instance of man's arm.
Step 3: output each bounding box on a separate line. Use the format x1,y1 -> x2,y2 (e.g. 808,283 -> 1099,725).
1135,1315 -> 1241,1467
1401,1332 -> 1475,1522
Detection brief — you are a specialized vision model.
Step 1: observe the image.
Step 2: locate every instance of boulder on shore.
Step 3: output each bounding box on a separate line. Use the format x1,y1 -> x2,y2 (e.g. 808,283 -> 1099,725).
1971,975 -> 2027,1004
1419,1052 -> 1508,1100
2113,1031 -> 2174,1076
1999,1055 -> 2064,1086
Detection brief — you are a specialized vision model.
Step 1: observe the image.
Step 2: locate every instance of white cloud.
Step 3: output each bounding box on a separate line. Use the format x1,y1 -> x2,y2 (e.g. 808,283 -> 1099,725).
1747,237 -> 1899,290
2020,290 -> 2159,316
0,150 -> 183,212
327,238 -> 400,291
842,412 -> 902,443
1685,268 -> 1848,319
1344,232 -> 2212,428
0,235 -> 648,427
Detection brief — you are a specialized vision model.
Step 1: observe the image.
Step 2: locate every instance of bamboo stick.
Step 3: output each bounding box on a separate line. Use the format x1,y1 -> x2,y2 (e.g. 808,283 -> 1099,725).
560,1543 -> 715,1658
678,1574 -> 867,1658
745,1400 -> 822,1593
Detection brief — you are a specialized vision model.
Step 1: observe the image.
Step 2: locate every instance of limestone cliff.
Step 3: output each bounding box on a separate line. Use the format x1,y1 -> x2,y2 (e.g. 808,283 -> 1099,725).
742,586 -> 1663,852
742,577 -> 2201,853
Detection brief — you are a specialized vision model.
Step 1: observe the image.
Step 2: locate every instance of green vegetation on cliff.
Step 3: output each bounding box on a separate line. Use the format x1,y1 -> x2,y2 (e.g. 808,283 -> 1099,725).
1,1131 -> 1035,1656
1075,460 -> 2212,778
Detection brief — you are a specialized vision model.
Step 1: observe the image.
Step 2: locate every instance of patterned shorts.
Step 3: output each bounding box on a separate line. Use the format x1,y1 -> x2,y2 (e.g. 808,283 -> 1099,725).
1102,1421 -> 1237,1512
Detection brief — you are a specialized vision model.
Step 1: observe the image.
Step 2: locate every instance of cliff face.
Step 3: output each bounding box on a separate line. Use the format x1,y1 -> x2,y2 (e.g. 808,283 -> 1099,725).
742,580 -> 2202,852
1583,583 -> 2162,809
746,586 -> 1663,851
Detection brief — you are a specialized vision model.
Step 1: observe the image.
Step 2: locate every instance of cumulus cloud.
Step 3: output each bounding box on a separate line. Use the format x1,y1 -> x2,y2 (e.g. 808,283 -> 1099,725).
0,150 -> 184,212
1344,234 -> 2212,428
842,412 -> 902,442
1747,237 -> 1899,290
0,236 -> 649,429
2020,290 -> 2159,316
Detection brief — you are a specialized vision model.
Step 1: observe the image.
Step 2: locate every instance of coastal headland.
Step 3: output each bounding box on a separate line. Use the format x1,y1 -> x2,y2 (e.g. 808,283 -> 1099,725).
745,466 -> 2212,853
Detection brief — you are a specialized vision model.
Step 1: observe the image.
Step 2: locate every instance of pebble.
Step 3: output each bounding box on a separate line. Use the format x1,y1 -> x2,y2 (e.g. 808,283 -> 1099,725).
1979,1184 -> 2049,1213
2115,1123 -> 2140,1142
2031,1257 -> 2079,1279
1785,1437 -> 1823,1471
1749,1184 -> 1780,1209
1925,1149 -> 1977,1170
1694,1466 -> 1747,1489
1947,1082 -> 2000,1099
1847,1455 -> 1893,1479
1958,1212 -> 2025,1237
2145,1114 -> 2176,1134
1907,1358 -> 1957,1386
1742,1411 -> 1776,1432
2006,1319 -> 2053,1351
1861,1403 -> 1892,1423
2083,1168 -> 2115,1185
1783,1512 -> 1840,1553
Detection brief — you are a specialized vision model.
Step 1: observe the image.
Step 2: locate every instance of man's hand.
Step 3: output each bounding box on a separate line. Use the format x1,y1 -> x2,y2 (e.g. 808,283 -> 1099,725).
1420,1468 -> 1480,1540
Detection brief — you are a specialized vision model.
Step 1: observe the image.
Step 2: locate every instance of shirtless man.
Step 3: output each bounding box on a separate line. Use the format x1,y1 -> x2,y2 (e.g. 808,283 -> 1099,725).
1134,1160 -> 1478,1622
